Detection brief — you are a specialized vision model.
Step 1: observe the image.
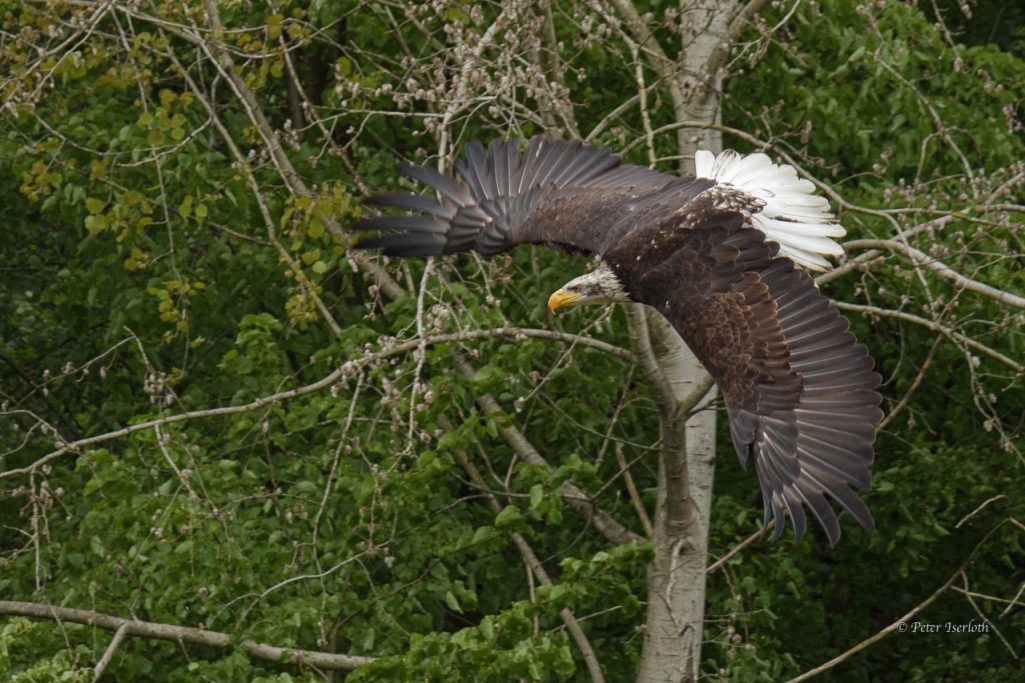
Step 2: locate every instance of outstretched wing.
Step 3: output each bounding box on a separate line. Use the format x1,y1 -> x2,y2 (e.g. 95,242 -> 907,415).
609,206 -> 882,544
351,137 -> 689,257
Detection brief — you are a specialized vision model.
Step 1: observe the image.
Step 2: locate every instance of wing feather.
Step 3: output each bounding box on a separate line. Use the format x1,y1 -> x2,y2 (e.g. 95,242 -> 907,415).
353,136 -> 677,257
520,139 -> 550,189
397,164 -> 471,207
610,208 -> 881,544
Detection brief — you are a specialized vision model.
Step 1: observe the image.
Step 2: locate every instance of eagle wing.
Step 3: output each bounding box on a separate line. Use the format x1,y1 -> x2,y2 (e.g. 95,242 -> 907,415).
351,137 -> 693,256
608,205 -> 882,544
354,138 -> 883,544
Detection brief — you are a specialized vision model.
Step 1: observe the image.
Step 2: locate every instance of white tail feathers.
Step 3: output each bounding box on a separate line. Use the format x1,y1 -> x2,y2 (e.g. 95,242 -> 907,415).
695,150 -> 844,271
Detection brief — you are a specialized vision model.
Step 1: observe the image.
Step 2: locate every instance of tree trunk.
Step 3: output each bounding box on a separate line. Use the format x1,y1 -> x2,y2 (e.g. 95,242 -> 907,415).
635,314 -> 718,682
635,1 -> 735,679
674,0 -> 731,159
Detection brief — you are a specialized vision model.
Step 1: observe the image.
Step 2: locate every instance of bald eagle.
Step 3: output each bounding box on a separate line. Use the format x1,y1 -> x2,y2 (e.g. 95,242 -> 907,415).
352,137 -> 883,545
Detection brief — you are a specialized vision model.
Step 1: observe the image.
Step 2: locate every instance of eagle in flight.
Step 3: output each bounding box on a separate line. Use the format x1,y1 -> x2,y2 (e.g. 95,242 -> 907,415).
353,137 -> 883,545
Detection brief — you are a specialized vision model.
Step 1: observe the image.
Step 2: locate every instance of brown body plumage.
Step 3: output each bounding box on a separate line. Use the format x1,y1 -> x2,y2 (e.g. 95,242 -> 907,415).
352,137 -> 883,545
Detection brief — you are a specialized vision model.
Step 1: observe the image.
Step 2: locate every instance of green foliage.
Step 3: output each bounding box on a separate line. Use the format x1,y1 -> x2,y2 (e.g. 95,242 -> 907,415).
1,0 -> 1022,681
352,604 -> 576,681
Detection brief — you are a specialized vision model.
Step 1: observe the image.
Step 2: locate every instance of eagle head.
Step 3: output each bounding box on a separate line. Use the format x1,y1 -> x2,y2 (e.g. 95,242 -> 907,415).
548,262 -> 628,313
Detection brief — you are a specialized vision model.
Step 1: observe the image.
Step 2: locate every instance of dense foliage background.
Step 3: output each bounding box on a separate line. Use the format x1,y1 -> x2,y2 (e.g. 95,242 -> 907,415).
1,0 -> 1023,680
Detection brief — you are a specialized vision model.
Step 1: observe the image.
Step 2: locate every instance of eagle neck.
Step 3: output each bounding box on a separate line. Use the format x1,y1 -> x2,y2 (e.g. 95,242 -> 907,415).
594,260 -> 631,301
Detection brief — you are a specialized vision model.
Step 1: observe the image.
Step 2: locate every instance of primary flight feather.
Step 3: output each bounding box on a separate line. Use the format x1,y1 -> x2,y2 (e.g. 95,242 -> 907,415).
352,137 -> 883,545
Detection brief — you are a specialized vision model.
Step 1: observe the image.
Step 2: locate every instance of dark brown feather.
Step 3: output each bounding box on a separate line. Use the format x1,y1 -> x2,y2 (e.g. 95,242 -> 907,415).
352,136 -> 685,257
352,138 -> 883,545
605,202 -> 881,544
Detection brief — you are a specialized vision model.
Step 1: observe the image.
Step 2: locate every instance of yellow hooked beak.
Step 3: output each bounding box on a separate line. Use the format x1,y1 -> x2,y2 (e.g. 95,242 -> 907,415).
548,289 -> 581,313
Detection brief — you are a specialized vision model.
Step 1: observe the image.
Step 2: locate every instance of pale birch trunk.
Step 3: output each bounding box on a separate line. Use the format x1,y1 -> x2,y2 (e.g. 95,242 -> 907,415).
635,312 -> 718,682
633,1 -> 736,680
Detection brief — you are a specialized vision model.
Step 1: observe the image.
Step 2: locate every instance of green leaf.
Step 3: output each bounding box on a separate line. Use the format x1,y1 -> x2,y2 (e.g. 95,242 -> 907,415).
529,484 -> 543,510
470,365 -> 505,391
494,505 -> 524,530
443,590 -> 462,613
471,525 -> 496,544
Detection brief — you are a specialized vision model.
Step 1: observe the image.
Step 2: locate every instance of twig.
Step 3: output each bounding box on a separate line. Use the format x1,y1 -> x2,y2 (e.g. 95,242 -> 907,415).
815,250 -> 884,286
786,520 -> 1011,682
622,303 -> 678,416
879,333 -> 941,430
2,326 -> 634,481
164,49 -> 344,335
616,445 -> 653,537
955,495 -> 1007,529
706,525 -> 768,574
834,302 -> 1023,373
950,584 -> 1025,613
123,0 -> 403,300
625,36 -> 656,167
235,552 -> 372,628
957,572 -> 1018,658
702,0 -> 775,94
407,258 -> 435,449
93,622 -> 129,681
1000,581 -> 1025,618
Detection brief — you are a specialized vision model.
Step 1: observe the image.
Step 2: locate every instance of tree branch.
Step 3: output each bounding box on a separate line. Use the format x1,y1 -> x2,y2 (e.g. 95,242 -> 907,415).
622,303 -> 678,417
702,0 -> 774,94
1,327 -> 634,480
844,239 -> 1025,309
0,601 -> 374,672
446,430 -> 605,682
452,353 -> 643,546
92,622 -> 129,681
679,374 -> 716,417
606,0 -> 695,166
616,445 -> 654,538
834,302 -> 1023,372
786,519 -> 1013,682
112,0 -> 403,301
706,524 -> 769,574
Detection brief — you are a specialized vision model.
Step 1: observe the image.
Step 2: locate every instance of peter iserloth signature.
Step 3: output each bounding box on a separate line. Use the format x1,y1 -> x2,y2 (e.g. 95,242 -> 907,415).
897,620 -> 990,634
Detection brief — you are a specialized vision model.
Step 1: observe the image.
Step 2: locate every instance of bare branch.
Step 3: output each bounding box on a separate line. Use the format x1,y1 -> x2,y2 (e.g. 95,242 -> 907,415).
0,601 -> 374,672
622,304 -> 678,417
878,334 -> 941,430
957,572 -> 1017,658
92,622 -> 129,682
834,302 -> 1023,373
108,0 -> 403,300
679,374 -> 716,417
702,0 -> 775,93
844,239 -> 1025,309
2,327 -> 634,480
786,520 -> 1013,682
452,353 -> 643,546
616,446 -> 654,538
707,524 -> 769,574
